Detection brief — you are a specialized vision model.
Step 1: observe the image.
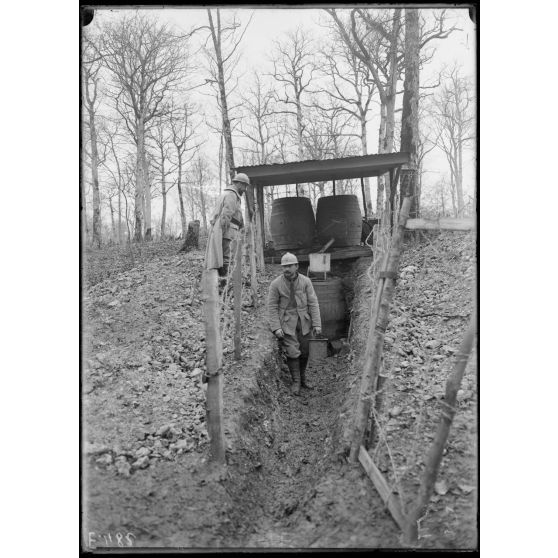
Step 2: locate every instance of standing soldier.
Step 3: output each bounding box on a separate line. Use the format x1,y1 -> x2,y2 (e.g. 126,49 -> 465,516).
205,173 -> 250,283
268,253 -> 322,395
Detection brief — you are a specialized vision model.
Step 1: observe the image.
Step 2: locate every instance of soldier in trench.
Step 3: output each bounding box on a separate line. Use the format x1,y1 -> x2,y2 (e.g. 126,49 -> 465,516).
205,172 -> 250,285
267,253 -> 322,395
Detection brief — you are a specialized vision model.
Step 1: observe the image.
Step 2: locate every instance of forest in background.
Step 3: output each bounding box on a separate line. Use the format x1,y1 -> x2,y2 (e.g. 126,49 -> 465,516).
81,7 -> 476,248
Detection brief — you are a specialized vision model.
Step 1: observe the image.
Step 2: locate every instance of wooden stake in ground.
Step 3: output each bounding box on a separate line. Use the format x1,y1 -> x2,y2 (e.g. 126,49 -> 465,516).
403,310 -> 477,544
233,237 -> 242,360
245,185 -> 258,306
202,268 -> 226,464
349,195 -> 412,463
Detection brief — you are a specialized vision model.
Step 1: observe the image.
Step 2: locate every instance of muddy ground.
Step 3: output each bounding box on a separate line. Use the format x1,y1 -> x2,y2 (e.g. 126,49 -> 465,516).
82,232 -> 477,550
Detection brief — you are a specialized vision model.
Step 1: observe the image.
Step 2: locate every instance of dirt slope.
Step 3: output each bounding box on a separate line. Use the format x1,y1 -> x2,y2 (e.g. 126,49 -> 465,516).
82,231 -> 476,550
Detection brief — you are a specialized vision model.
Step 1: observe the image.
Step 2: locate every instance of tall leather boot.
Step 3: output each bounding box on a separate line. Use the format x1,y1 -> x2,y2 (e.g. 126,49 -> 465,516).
287,358 -> 301,396
299,356 -> 313,390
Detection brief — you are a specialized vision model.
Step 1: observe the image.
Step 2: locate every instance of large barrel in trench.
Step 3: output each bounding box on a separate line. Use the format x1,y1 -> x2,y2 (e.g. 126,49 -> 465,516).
312,277 -> 347,341
270,197 -> 315,250
316,195 -> 362,247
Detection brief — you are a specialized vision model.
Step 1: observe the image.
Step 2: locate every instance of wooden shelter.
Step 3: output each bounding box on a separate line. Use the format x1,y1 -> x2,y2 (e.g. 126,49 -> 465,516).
236,151 -> 410,262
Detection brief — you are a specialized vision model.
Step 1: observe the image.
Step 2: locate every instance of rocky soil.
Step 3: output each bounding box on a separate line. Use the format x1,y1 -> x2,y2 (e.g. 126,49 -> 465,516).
82,230 -> 477,550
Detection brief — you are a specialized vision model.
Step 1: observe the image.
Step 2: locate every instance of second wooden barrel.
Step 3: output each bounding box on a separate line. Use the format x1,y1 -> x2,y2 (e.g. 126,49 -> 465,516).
312,277 -> 347,341
316,195 -> 362,247
270,197 -> 315,250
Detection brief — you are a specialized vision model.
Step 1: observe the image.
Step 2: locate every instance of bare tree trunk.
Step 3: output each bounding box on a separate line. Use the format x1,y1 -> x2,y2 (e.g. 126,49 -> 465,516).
109,197 -> 116,242
360,118 -> 372,214
400,8 -> 420,217
80,177 -> 88,246
218,132 -> 223,193
456,144 -> 464,216
376,102 -> 387,214
134,121 -> 145,241
88,109 -> 102,248
118,186 -> 122,245
144,165 -> 152,240
450,176 -> 457,217
161,181 -> 167,239
208,9 -> 235,180
176,157 -> 187,238
199,186 -> 208,233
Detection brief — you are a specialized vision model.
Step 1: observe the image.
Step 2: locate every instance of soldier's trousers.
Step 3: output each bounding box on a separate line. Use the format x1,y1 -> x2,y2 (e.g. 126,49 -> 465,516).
279,318 -> 311,359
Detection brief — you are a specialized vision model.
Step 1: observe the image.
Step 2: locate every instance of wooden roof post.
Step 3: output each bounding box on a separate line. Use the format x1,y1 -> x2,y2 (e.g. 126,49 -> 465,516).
361,177 -> 368,220
256,185 -> 265,271
333,180 -> 336,196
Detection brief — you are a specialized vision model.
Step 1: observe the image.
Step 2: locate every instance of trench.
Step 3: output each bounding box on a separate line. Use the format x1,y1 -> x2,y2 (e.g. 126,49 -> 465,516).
214,260 -> 396,548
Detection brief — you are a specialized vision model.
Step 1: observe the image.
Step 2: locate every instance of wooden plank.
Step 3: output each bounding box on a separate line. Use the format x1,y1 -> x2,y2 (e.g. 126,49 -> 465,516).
264,245 -> 372,264
358,445 -> 406,531
405,217 -> 474,231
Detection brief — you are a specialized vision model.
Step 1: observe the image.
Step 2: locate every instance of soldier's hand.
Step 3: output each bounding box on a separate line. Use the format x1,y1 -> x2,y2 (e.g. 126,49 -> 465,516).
274,328 -> 285,339
313,327 -> 322,337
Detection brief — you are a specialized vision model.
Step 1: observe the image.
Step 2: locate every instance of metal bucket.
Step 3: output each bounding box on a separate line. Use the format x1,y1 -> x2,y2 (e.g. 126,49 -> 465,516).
308,338 -> 328,363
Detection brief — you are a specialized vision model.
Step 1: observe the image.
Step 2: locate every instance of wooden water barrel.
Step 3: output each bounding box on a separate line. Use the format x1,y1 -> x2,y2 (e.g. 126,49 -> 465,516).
312,277 -> 347,341
270,197 -> 315,250
316,195 -> 362,247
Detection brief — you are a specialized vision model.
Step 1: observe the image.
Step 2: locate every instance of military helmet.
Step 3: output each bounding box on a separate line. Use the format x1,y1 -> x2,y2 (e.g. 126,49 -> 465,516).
232,172 -> 250,185
281,252 -> 299,266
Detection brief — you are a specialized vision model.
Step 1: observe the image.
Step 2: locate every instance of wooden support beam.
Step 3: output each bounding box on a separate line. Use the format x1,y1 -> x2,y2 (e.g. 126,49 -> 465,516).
333,180 -> 336,196
255,187 -> 265,272
361,177 -> 368,220
404,217 -> 475,231
233,238 -> 242,360
393,166 -> 401,199
256,186 -> 265,248
358,445 -> 406,531
202,269 -> 225,464
264,245 -> 372,264
349,196 -> 412,462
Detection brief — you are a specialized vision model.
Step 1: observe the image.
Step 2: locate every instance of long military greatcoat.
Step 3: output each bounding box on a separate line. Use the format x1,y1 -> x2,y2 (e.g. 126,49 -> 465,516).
205,186 -> 244,270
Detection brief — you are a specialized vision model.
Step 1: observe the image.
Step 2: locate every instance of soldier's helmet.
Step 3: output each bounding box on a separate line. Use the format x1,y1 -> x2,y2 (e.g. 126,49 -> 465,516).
281,252 -> 299,266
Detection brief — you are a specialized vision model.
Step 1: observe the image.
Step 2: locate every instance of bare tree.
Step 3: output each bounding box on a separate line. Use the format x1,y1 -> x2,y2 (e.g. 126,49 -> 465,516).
326,8 -> 402,213
169,102 -> 200,238
188,152 -> 214,233
100,12 -> 190,241
430,65 -> 475,217
315,38 -> 376,212
237,72 -> 279,165
98,119 -> 131,244
325,8 -> 461,215
147,113 -> 178,239
82,30 -> 105,248
400,8 -> 421,217
269,26 -> 317,166
205,9 -> 252,179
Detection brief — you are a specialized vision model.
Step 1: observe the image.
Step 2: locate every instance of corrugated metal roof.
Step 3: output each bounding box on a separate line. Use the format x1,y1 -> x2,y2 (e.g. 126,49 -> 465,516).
235,152 -> 409,187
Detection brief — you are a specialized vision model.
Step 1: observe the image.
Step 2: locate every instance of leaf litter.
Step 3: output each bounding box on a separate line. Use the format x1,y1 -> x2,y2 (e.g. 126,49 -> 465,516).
82,231 -> 476,549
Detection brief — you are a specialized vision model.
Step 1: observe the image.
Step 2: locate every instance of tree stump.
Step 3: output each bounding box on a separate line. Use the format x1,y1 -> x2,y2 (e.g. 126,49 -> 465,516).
180,220 -> 200,252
